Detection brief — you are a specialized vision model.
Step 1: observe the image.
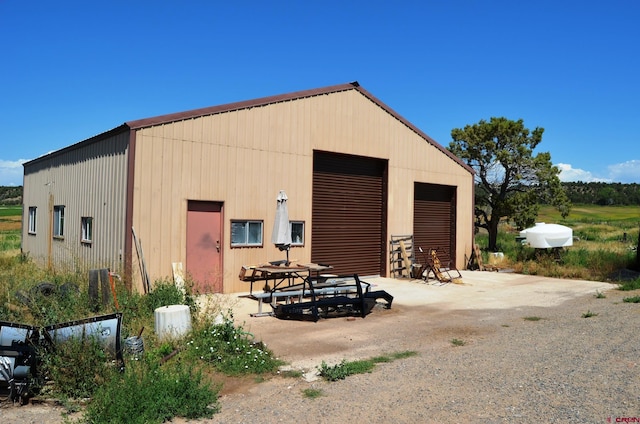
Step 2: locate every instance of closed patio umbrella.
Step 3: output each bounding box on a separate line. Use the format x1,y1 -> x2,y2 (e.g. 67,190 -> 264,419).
272,190 -> 292,264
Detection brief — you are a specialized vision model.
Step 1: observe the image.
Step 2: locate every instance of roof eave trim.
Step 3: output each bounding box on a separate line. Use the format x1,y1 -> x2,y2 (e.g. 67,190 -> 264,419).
22,124 -> 130,167
125,82 -> 361,130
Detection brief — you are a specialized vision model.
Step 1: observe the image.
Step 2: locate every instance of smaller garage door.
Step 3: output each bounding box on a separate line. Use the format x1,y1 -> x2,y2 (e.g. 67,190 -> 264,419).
413,183 -> 456,264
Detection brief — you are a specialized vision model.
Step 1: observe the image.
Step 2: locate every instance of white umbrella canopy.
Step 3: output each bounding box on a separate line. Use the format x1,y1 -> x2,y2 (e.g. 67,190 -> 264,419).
271,190 -> 292,262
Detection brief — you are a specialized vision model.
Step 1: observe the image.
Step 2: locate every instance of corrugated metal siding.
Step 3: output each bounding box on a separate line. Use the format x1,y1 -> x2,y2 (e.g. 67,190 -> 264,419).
311,152 -> 387,276
20,86 -> 474,294
413,183 -> 456,264
123,86 -> 473,293
22,131 -> 130,273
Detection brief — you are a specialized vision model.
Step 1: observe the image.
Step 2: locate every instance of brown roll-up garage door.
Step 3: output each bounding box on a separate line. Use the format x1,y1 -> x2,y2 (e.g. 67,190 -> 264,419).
312,152 -> 387,276
414,183 -> 456,264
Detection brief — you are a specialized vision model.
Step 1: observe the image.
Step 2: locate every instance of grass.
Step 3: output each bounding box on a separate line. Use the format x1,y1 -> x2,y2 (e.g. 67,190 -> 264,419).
0,205 -> 22,217
450,338 -> 466,346
0,206 -> 21,256
595,290 -> 607,298
581,310 -> 598,318
280,369 -> 303,378
302,388 -> 325,399
623,296 -> 640,303
619,279 -> 640,291
523,316 -> 543,321
475,204 -> 639,282
317,350 -> 417,381
318,359 -> 376,381
537,204 -> 640,224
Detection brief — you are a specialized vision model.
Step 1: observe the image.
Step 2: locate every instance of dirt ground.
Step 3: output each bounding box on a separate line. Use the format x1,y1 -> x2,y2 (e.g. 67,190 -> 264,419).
1,271 -> 632,423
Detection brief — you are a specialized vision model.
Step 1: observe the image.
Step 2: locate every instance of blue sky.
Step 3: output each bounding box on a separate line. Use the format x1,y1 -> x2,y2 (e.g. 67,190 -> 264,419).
1,0 -> 639,186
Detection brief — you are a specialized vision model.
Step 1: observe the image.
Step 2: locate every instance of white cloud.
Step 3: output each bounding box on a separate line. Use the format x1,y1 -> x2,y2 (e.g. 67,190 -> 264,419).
557,161 -> 640,184
556,163 -> 611,183
0,159 -> 28,186
607,160 -> 640,183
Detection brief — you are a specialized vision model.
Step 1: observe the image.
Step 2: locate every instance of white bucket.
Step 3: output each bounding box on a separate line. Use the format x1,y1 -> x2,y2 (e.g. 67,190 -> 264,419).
154,305 -> 192,340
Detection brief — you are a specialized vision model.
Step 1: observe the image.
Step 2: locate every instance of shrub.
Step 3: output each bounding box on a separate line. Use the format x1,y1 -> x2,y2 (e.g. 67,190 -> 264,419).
145,278 -> 195,314
40,335 -> 111,399
84,360 -> 218,424
619,278 -> 640,291
185,311 -> 283,375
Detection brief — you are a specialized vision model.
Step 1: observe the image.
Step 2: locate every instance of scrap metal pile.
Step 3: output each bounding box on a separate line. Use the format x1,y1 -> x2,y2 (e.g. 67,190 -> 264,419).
0,313 -> 123,404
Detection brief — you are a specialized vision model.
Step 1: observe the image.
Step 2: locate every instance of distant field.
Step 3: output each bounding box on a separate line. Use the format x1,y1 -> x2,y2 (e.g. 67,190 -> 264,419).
538,204 -> 640,224
0,205 -> 22,232
0,205 -> 22,217
0,205 -> 21,253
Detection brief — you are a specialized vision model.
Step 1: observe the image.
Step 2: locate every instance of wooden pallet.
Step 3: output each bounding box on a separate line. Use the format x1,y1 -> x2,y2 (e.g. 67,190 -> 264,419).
389,235 -> 415,278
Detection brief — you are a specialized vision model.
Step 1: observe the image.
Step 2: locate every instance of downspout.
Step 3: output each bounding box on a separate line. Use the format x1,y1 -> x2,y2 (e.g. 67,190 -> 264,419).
123,127 -> 136,292
48,192 -> 53,270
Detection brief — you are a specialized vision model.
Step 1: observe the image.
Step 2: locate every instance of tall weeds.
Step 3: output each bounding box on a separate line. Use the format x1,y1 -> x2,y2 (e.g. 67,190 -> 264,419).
476,219 -> 638,281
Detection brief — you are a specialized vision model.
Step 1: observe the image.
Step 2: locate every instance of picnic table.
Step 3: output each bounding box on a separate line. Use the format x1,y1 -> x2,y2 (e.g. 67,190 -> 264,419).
243,263 -> 333,316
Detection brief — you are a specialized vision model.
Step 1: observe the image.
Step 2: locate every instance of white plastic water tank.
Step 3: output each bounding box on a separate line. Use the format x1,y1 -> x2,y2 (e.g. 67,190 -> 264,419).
154,305 -> 192,340
521,223 -> 573,249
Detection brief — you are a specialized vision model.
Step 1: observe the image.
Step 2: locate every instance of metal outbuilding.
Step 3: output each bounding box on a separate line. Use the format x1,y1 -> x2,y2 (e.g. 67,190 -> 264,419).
22,82 -> 475,294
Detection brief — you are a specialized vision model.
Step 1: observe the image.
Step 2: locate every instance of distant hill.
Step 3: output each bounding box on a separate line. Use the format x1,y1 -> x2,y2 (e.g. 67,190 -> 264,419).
0,186 -> 22,205
561,182 -> 640,206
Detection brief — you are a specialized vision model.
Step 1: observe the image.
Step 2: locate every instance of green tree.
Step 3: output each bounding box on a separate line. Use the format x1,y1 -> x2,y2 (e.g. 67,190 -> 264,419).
448,117 -> 571,251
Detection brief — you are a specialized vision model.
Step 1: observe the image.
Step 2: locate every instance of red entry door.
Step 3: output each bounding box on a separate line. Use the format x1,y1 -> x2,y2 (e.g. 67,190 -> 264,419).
186,201 -> 223,293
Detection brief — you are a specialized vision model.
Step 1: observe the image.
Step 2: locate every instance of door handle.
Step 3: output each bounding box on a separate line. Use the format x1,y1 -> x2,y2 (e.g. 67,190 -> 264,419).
216,240 -> 220,252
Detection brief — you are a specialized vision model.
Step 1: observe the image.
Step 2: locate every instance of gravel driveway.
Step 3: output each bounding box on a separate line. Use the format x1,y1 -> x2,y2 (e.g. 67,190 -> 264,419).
205,272 -> 639,423
4,271 -> 639,423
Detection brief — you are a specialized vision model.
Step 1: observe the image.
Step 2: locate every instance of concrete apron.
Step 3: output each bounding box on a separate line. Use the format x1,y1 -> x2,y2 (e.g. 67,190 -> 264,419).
223,270 -> 615,319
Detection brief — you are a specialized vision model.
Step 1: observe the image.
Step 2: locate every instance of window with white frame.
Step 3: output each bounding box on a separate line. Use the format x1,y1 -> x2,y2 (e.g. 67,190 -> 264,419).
53,205 -> 65,238
230,220 -> 263,247
81,217 -> 93,243
28,207 -> 37,234
290,221 -> 304,246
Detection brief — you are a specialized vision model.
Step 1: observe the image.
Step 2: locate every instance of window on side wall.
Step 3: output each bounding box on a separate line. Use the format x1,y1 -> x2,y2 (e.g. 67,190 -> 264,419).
81,217 -> 93,244
28,207 -> 37,234
53,205 -> 65,238
290,221 -> 304,246
230,220 -> 263,247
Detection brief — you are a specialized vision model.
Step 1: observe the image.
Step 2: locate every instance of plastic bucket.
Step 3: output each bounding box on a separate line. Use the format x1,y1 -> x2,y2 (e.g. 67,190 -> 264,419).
154,305 -> 192,340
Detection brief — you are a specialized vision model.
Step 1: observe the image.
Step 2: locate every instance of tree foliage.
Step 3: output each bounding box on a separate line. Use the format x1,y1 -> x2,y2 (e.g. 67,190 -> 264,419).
448,117 -> 570,251
0,186 -> 22,205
